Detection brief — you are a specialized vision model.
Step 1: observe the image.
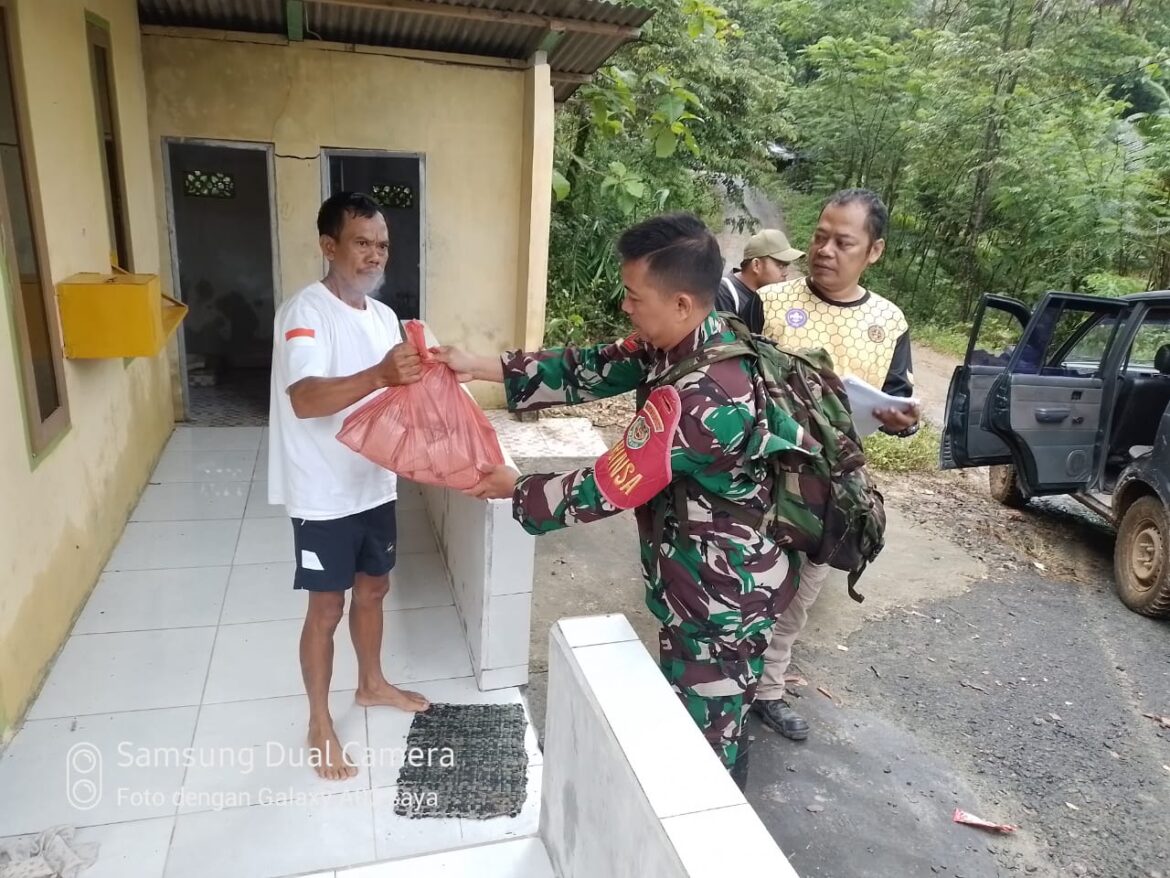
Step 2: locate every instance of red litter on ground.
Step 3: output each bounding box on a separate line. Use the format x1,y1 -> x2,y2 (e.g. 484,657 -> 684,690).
953,809 -> 1017,834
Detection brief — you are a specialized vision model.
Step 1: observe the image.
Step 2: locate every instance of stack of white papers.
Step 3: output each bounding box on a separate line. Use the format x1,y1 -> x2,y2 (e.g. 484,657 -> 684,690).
842,375 -> 920,437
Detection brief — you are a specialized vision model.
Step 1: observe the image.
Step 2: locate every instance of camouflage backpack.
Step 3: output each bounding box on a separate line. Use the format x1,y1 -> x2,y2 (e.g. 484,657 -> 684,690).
651,314 -> 886,600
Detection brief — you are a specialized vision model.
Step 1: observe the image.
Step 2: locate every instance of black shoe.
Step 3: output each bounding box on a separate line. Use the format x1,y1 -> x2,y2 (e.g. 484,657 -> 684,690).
751,698 -> 809,741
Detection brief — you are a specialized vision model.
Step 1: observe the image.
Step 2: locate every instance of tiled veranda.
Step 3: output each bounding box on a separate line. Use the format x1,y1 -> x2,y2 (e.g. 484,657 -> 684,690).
0,426 -> 542,878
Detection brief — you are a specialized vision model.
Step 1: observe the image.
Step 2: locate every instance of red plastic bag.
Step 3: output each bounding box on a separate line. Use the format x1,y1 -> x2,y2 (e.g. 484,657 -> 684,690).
336,321 -> 505,490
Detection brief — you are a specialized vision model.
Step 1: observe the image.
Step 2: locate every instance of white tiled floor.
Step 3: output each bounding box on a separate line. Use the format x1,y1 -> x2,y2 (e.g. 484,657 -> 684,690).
0,427 -> 543,878
108,520 -> 242,570
234,517 -> 293,565
245,482 -> 284,518
26,627 -> 217,719
341,836 -> 555,878
74,567 -> 231,634
132,482 -> 251,522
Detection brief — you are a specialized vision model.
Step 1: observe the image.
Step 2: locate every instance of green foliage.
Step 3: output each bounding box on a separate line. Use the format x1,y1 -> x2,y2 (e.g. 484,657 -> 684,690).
545,214 -> 628,346
545,0 -> 796,342
864,425 -> 941,474
1083,272 -> 1150,298
771,0 -> 1170,322
914,324 -> 971,360
551,170 -> 571,202
1129,324 -> 1170,367
546,0 -> 1170,346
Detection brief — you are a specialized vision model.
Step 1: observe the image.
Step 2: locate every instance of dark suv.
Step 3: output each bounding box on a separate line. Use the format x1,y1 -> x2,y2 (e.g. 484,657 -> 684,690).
942,290 -> 1170,618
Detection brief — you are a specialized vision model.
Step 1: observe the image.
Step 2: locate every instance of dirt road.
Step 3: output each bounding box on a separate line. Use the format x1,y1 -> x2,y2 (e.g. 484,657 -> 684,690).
714,183 -> 786,269
913,342 -> 958,426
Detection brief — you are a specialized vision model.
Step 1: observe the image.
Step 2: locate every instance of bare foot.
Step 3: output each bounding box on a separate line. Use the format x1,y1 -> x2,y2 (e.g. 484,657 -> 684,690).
307,724 -> 358,781
355,681 -> 430,712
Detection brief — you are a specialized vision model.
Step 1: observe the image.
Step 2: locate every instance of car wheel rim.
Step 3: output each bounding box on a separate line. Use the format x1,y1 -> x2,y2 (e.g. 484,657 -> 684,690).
1130,521 -> 1162,591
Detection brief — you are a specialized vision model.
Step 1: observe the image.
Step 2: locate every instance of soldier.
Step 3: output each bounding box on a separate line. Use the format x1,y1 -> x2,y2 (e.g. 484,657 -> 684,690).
435,213 -> 807,785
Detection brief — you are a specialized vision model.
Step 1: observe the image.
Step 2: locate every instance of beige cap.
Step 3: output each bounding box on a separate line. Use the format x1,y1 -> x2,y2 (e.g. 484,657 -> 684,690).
743,229 -> 804,263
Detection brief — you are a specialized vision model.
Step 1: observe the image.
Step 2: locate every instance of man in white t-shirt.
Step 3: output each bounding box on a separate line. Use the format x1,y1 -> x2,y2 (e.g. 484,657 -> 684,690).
269,192 -> 429,780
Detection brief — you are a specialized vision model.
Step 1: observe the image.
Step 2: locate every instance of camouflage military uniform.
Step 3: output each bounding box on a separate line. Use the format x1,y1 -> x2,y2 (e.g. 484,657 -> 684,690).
502,312 -> 803,769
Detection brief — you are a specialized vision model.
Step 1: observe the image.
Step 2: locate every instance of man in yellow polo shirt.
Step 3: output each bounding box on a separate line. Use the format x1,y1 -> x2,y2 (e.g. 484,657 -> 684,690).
752,188 -> 919,741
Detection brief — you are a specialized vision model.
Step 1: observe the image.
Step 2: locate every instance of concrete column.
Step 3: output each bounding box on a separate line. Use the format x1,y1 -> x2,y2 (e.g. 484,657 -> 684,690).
514,54 -> 554,352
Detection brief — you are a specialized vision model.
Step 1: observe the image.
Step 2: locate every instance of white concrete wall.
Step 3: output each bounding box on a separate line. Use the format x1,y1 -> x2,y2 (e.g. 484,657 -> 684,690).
541,615 -> 801,878
421,436 -> 535,691
325,613 -> 798,877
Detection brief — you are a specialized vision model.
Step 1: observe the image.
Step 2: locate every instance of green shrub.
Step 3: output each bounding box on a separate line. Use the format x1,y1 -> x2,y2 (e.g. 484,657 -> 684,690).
863,425 -> 941,474
1083,272 -> 1149,299
914,325 -> 970,359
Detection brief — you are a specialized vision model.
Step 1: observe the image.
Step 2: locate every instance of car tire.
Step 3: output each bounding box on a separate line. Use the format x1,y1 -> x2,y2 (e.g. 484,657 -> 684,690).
1114,495 -> 1170,618
988,465 -> 1028,509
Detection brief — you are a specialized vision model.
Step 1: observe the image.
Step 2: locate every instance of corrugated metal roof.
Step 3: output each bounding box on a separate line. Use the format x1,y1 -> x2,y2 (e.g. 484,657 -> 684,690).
139,0 -> 283,31
137,0 -> 652,100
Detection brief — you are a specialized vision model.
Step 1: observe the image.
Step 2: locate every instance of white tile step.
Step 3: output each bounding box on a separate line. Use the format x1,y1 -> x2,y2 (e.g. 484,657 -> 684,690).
338,837 -> 553,878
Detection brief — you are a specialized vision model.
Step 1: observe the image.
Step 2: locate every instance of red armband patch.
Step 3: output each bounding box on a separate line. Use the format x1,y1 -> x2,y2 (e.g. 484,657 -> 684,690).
285,328 -> 316,341
595,386 -> 681,510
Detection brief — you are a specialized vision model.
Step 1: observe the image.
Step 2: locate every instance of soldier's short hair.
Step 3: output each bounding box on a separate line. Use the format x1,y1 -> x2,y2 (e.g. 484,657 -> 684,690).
617,212 -> 722,305
823,188 -> 888,244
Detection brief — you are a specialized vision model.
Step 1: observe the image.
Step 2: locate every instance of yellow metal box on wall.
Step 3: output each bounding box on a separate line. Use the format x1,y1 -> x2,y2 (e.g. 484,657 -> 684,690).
57,272 -> 187,359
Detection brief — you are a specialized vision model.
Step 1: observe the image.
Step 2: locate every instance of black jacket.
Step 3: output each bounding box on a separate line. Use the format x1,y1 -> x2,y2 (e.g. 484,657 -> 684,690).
714,272 -> 765,335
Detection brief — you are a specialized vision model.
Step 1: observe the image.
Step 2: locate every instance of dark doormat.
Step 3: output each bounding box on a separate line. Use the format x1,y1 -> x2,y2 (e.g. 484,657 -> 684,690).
394,702 -> 529,820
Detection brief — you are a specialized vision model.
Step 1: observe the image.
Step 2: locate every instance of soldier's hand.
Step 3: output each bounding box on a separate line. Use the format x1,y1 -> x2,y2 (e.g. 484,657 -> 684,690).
466,464 -> 520,500
377,343 -> 422,387
433,346 -> 476,383
874,402 -> 920,433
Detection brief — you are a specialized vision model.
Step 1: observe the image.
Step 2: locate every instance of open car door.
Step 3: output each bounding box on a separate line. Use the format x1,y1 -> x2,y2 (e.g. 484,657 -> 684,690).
941,295 -> 1031,469
985,293 -> 1131,495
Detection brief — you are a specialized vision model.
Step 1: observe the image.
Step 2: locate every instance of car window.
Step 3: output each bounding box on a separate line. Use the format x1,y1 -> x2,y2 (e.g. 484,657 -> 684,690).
1126,310 -> 1170,370
1013,301 -> 1122,378
1062,316 -> 1117,370
969,305 -> 1026,367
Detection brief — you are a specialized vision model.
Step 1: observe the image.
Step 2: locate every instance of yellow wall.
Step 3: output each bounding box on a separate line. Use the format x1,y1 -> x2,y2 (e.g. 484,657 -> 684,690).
0,0 -> 173,739
143,33 -> 555,408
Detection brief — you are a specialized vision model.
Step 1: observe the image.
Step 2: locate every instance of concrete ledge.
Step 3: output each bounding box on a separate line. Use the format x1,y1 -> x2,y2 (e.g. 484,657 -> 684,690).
421,446 -> 535,691
540,614 -> 800,878
408,336 -> 535,690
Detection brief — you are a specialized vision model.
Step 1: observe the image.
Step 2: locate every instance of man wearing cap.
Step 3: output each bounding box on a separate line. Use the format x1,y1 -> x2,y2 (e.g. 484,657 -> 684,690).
715,229 -> 804,334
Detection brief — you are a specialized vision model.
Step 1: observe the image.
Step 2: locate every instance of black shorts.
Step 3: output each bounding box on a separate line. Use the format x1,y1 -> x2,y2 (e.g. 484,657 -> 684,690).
291,501 -> 397,591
